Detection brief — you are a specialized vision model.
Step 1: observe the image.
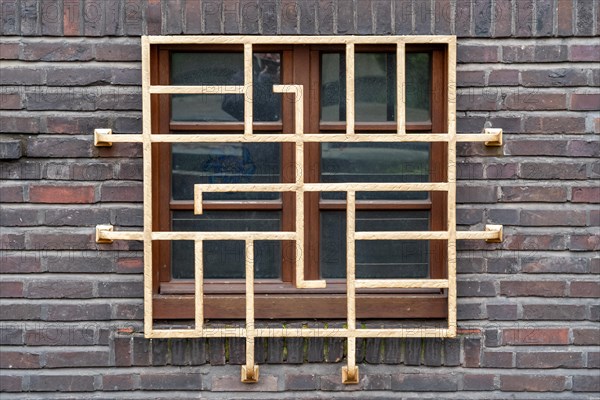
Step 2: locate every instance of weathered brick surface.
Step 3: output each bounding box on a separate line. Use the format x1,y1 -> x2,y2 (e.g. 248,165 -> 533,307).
1,0 -> 598,397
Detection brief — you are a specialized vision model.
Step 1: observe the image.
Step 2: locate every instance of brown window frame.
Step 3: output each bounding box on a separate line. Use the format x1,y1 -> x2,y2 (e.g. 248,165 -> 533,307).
151,43 -> 449,319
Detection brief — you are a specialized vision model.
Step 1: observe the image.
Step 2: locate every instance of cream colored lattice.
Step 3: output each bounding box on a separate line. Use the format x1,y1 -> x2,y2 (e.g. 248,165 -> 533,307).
95,35 -> 503,384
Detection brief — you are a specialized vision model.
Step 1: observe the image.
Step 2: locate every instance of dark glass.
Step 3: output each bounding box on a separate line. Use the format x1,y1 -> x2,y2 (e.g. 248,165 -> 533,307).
172,143 -> 281,201
171,52 -> 282,122
320,142 -> 429,200
171,211 -> 282,279
321,52 -> 431,123
320,211 -> 430,279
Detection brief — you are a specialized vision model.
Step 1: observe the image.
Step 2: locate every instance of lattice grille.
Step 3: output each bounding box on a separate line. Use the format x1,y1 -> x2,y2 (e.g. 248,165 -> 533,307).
94,35 -> 502,384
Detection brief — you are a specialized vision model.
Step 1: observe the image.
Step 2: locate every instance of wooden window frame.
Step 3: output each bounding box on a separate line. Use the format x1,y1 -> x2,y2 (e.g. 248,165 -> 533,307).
151,43 -> 449,320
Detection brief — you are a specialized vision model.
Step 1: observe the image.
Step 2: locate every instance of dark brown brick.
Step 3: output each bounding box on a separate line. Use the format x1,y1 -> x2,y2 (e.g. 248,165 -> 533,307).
570,45 -> 600,62
0,351 -> 40,368
27,280 -> 94,298
145,0 -> 161,34
505,93 -> 566,111
284,374 -> 318,390
164,0 -> 183,34
573,328 -> 600,345
502,45 -> 568,63
443,338 -> 460,366
473,0 -> 491,36
404,338 -> 422,365
570,234 -> 600,251
571,93 -> 600,111
94,43 -> 140,61
0,43 -> 19,59
501,280 -> 567,297
516,351 -> 584,368
520,210 -> 586,226
493,0 -> 511,36
63,0 -> 81,35
46,303 -> 111,321
413,0 -> 431,34
423,338 -> 442,366
501,186 -> 568,202
395,0 -> 412,35
457,45 -> 498,63
457,280 -> 497,297
523,304 -> 586,320
487,304 -> 517,320
463,337 -> 480,367
103,374 -> 138,391
488,69 -> 519,85
568,140 -> 600,157
298,0 -> 316,34
574,375 -> 600,392
570,281 -> 600,297
515,0 -> 533,36
458,302 -> 485,320
45,350 -> 109,368
0,93 -> 22,110
520,162 -> 586,180
0,326 -> 24,345
0,375 -> 22,392
521,68 -> 588,87
279,0 -> 297,34
213,374 -> 277,391
500,374 -> 566,392
503,328 -> 569,345
22,42 -> 93,61
463,373 -> 495,391
391,373 -> 458,391
30,375 -> 95,391
454,0 -> 471,37
140,372 -> 204,390
100,182 -> 143,202
0,233 -> 24,250
27,137 -> 92,157
576,0 -> 594,36
557,0 -> 573,36
481,351 -> 513,368
535,0 -> 554,36
456,185 -> 497,203
524,116 -> 586,133
98,280 -> 143,298
571,187 -> 600,203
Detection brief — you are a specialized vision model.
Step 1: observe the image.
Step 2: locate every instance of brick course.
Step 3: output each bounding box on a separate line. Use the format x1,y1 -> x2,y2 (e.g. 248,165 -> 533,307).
1,0 -> 598,397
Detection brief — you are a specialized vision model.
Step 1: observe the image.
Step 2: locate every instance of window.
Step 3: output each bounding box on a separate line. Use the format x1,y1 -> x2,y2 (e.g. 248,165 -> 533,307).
151,42 -> 450,320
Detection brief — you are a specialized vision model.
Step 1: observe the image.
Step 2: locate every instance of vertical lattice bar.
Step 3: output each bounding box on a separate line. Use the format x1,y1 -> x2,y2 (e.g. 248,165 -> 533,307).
194,240 -> 204,333
396,41 -> 406,134
446,37 -> 458,337
141,36 -> 154,336
346,43 -> 355,135
244,43 -> 253,135
344,190 -> 358,382
295,86 -> 305,287
244,239 -> 257,379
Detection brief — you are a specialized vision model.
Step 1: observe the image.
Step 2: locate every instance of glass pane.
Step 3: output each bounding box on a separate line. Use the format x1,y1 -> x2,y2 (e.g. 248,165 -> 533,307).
171,52 -> 281,122
320,142 -> 429,200
172,143 -> 281,201
172,211 -> 281,279
321,52 -> 431,123
320,211 -> 430,279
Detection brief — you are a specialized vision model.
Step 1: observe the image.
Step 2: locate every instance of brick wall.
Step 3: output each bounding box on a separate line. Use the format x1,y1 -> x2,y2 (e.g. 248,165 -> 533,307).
1,0 -> 599,398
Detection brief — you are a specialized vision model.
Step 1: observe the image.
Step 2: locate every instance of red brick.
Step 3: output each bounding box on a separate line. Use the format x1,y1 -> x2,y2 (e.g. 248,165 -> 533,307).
29,185 -> 96,204
117,257 -> 144,273
500,375 -> 566,391
569,45 -> 600,62
573,187 -> 600,203
0,43 -> 19,59
502,328 -> 569,345
572,328 -> 600,345
570,93 -> 600,111
500,281 -> 567,297
557,0 -> 573,36
570,281 -> 600,298
0,281 -> 23,297
63,0 -> 82,35
505,93 -> 566,111
516,352 -> 583,368
0,351 -> 40,368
